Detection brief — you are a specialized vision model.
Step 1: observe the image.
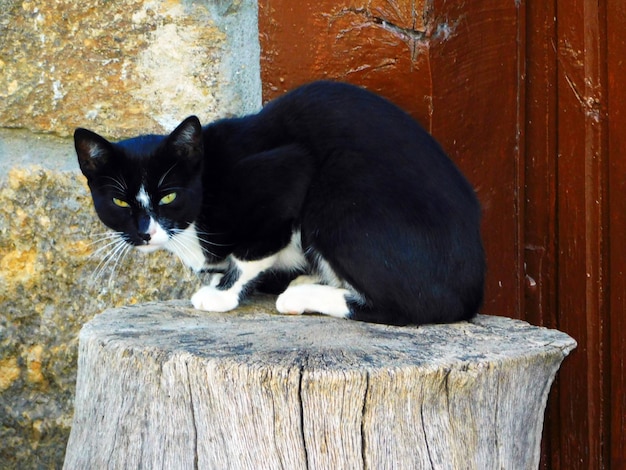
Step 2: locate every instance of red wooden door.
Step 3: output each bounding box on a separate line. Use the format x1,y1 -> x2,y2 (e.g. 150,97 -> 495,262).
525,0 -> 625,467
608,1 -> 626,466
259,1 -> 626,467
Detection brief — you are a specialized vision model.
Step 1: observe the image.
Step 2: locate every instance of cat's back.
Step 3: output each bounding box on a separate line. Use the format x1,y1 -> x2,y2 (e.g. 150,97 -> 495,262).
258,81 -> 477,211
257,81 -> 451,172
260,81 -> 417,136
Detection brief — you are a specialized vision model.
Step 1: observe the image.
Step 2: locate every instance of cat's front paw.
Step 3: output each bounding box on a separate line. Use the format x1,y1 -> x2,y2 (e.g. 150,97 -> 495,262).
191,286 -> 239,312
276,284 -> 351,318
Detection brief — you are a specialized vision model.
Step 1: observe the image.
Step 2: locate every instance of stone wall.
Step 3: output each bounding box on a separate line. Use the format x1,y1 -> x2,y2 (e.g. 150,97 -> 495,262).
0,0 -> 260,139
0,1 -> 261,467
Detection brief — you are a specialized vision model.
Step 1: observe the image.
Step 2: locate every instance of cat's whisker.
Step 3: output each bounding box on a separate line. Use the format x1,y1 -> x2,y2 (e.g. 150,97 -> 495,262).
90,242 -> 123,282
163,238 -> 195,271
168,231 -> 219,264
101,175 -> 127,193
195,237 -> 233,248
88,230 -> 120,238
192,229 -> 234,248
105,243 -> 133,288
88,236 -> 126,260
89,236 -> 132,287
106,243 -> 133,288
193,228 -> 229,237
86,232 -> 124,250
158,163 -> 179,188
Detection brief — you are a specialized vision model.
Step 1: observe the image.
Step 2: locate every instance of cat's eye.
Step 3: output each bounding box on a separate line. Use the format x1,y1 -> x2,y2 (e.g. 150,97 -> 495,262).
112,197 -> 130,208
159,192 -> 177,205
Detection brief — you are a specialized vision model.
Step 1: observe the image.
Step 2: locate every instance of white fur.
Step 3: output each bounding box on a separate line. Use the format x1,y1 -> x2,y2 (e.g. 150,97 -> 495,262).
165,223 -> 207,272
136,185 -> 151,209
229,256 -> 277,292
192,256 -> 276,312
288,274 -> 322,286
89,143 -> 105,160
191,285 -> 239,312
135,218 -> 167,253
276,284 -> 351,318
274,230 -> 307,271
134,222 -> 208,273
313,253 -> 343,287
191,232 -> 307,312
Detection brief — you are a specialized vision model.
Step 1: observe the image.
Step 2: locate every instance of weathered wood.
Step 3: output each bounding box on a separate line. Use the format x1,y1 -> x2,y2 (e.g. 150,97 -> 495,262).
64,298 -> 575,470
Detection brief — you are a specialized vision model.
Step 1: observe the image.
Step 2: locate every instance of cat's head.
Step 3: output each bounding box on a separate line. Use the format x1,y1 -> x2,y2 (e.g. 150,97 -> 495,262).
75,116 -> 204,254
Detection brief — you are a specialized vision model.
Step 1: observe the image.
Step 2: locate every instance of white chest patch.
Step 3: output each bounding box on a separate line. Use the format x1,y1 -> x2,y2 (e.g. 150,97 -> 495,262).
166,223 -> 207,272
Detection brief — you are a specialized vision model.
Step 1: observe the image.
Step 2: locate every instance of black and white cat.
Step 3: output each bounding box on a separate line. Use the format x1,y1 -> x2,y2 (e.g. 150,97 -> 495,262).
75,81 -> 485,325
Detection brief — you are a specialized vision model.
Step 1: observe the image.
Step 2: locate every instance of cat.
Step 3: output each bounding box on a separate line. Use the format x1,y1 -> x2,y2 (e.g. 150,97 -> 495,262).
75,81 -> 485,326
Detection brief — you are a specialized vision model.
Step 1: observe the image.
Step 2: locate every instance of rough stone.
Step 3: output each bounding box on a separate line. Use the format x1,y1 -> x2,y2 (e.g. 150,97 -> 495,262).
0,0 -> 261,463
0,130 -> 205,468
0,0 -> 261,139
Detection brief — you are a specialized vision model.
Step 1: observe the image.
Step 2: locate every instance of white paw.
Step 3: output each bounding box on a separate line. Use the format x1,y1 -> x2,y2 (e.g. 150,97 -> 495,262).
276,288 -> 306,315
288,274 -> 321,287
276,284 -> 351,318
191,286 -> 239,312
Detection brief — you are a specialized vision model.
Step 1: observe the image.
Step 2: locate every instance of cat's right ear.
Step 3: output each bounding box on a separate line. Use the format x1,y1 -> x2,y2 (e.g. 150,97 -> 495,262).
168,116 -> 203,167
74,128 -> 113,179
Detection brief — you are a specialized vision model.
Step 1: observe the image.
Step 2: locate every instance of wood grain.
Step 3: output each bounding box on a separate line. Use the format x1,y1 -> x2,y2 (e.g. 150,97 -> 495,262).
64,300 -> 575,469
607,0 -> 626,466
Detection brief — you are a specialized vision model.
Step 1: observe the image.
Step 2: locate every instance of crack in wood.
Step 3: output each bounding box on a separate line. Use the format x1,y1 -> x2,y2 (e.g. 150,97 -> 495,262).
297,364 -> 310,470
360,370 -> 370,470
185,361 -> 199,470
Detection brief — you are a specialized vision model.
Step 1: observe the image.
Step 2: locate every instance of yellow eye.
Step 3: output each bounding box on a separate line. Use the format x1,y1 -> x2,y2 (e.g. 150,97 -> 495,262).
113,198 -> 130,208
159,192 -> 177,205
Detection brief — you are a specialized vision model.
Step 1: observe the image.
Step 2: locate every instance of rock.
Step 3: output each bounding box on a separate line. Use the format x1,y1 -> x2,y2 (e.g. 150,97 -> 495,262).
0,0 -> 260,463
0,149 -> 203,467
0,0 -> 260,139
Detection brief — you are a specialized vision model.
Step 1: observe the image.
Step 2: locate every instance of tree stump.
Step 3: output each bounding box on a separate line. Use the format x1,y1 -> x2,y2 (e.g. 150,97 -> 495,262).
64,298 -> 576,470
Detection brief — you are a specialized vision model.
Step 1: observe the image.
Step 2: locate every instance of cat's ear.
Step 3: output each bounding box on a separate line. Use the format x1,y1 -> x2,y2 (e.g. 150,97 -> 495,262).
74,128 -> 114,179
168,116 -> 203,165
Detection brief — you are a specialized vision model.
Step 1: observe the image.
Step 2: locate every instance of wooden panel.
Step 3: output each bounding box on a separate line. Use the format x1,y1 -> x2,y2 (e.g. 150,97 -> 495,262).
524,1 -> 558,329
259,0 -> 434,125
607,0 -> 626,466
523,1 -> 560,467
554,0 -> 610,468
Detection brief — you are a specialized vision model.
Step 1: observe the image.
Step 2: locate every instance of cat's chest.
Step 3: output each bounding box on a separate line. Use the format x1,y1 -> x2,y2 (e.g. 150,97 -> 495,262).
166,223 -> 207,272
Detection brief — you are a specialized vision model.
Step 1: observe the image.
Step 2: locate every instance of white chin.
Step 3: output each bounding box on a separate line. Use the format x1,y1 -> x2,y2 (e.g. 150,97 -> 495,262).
135,244 -> 163,254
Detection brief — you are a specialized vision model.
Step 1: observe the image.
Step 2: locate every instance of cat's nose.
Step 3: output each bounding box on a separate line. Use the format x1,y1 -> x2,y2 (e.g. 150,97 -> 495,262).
137,215 -> 157,243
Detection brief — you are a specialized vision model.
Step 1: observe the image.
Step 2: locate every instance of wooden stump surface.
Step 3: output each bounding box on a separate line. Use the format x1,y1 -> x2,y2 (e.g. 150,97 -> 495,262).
64,298 -> 576,470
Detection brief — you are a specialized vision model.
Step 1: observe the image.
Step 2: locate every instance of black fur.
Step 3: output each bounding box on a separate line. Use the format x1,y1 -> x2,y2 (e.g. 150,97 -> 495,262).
75,81 -> 485,325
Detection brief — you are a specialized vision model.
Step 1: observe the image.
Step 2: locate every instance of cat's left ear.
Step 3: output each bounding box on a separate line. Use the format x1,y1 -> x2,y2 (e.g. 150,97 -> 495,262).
168,116 -> 203,166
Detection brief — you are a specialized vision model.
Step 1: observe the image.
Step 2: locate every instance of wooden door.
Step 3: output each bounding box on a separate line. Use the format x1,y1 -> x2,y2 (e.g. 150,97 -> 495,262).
259,0 -> 626,467
607,2 -> 626,466
525,0 -> 625,467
